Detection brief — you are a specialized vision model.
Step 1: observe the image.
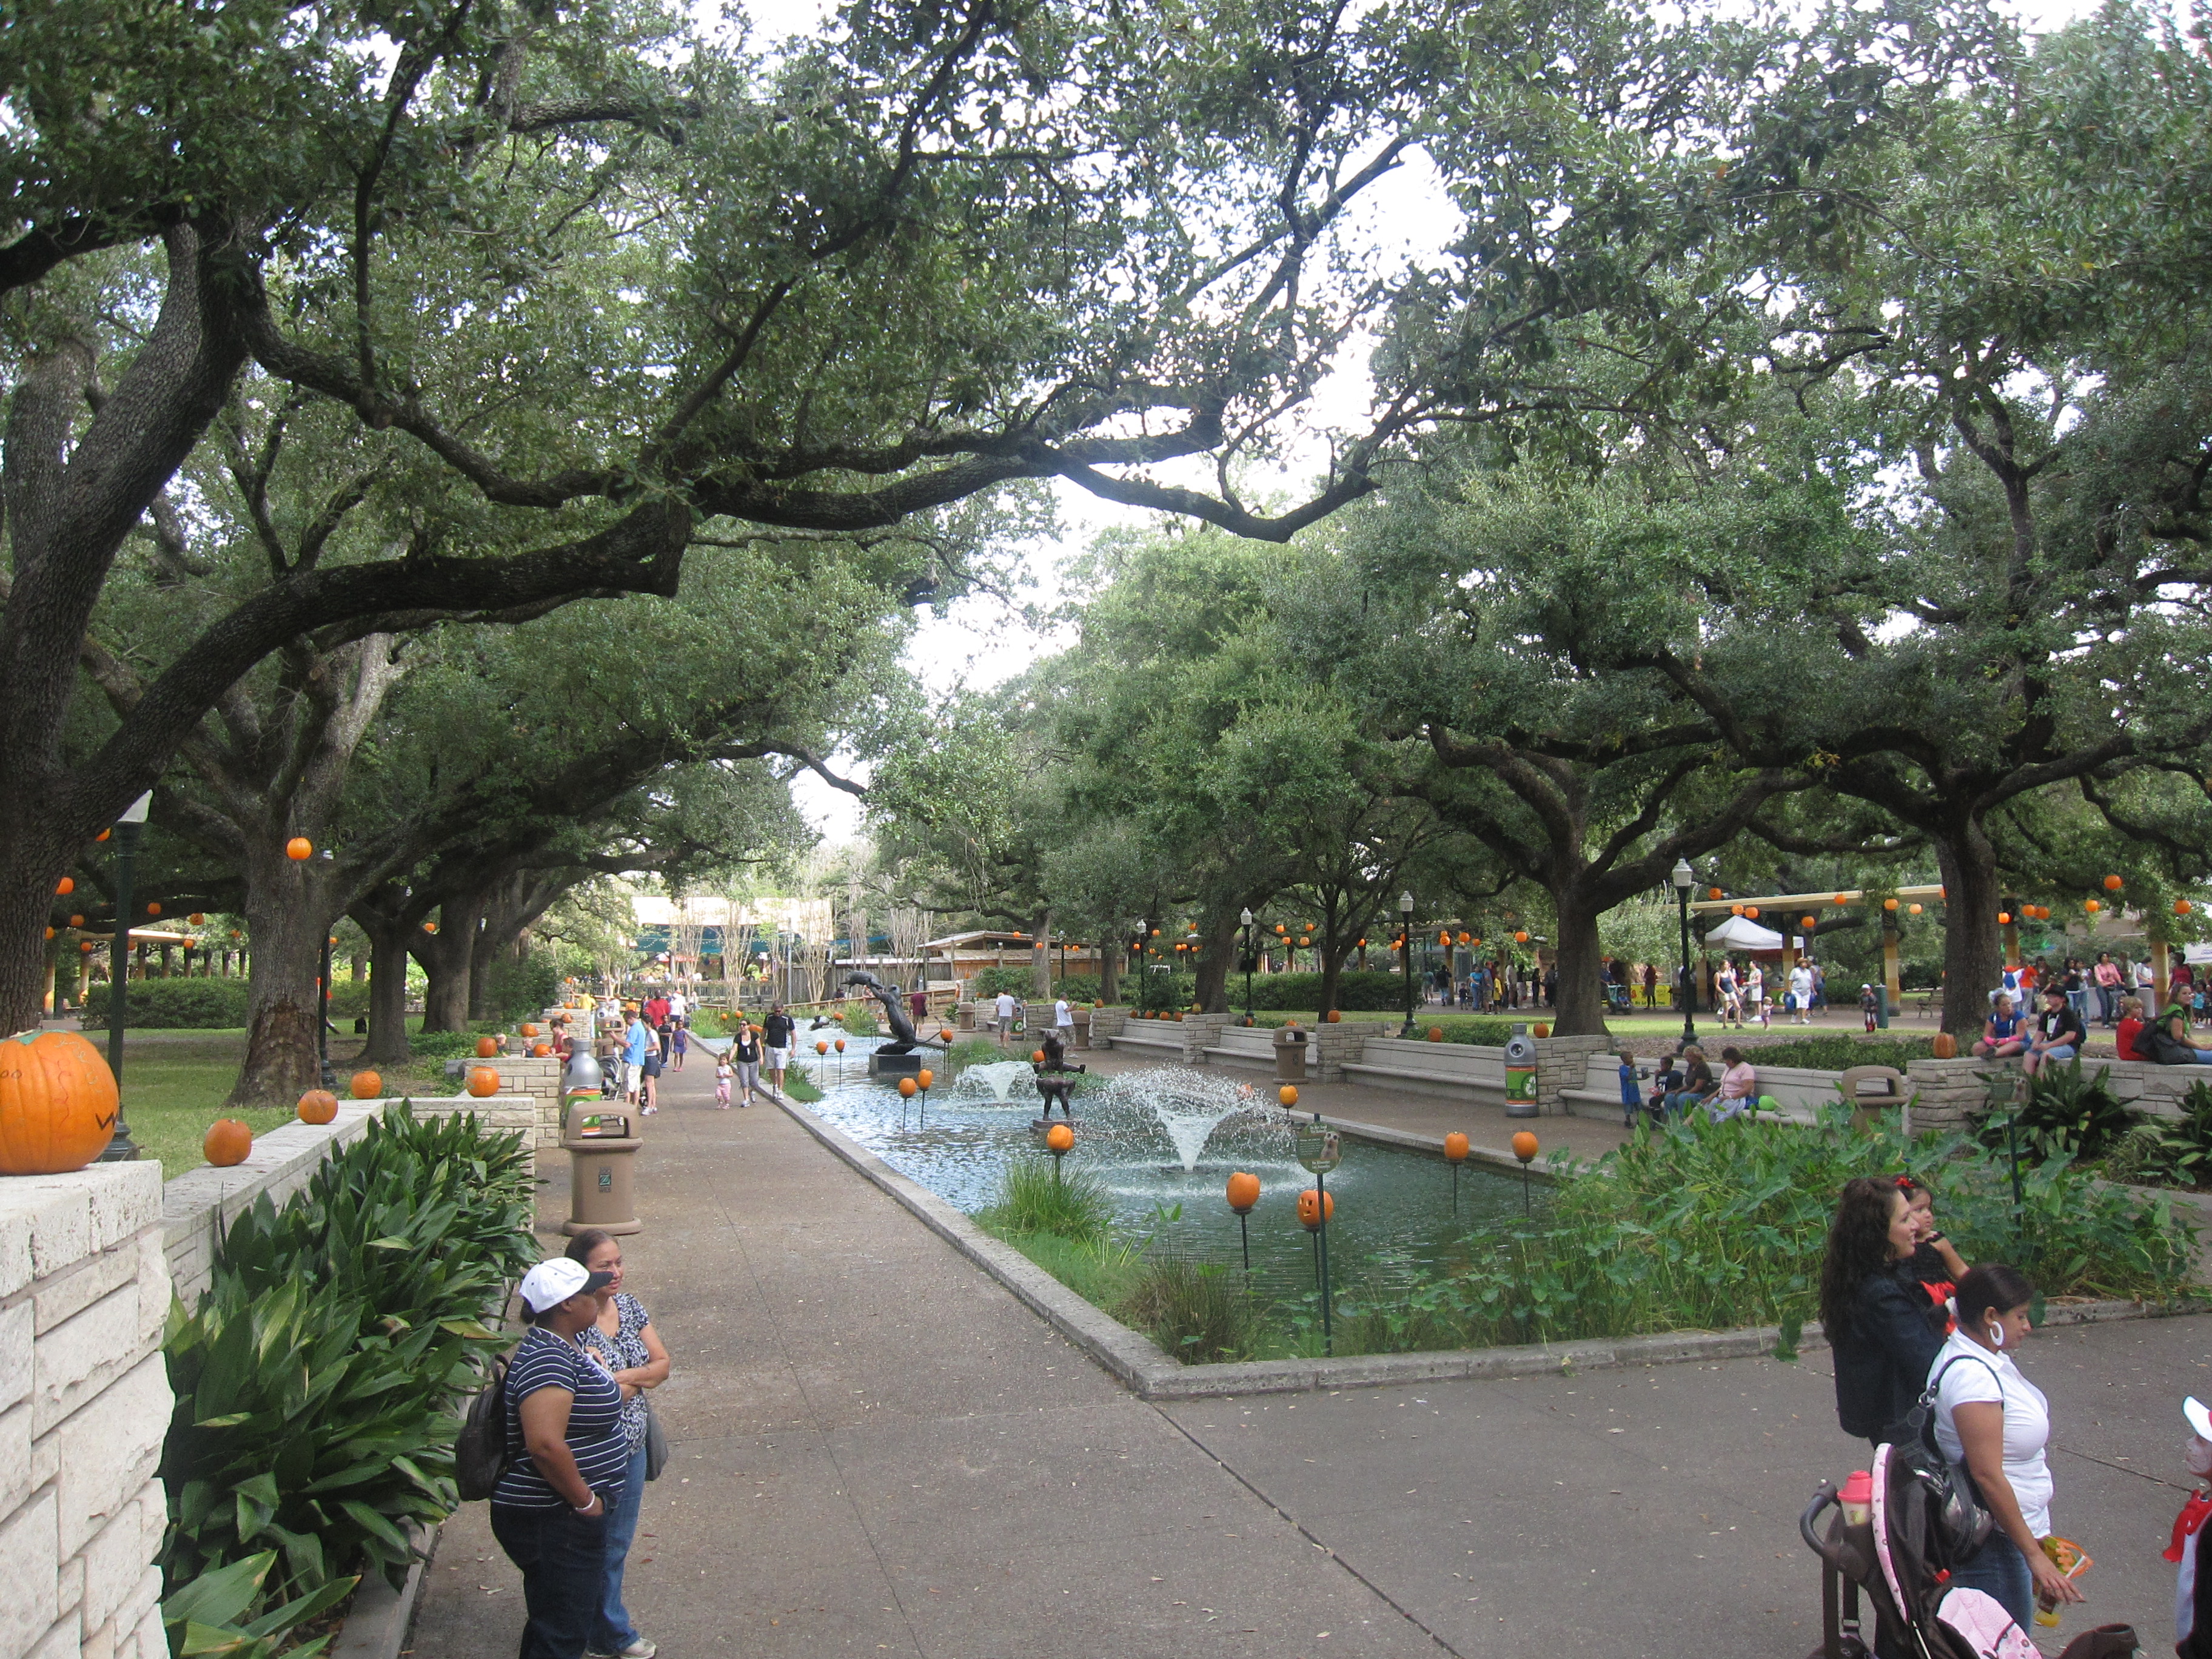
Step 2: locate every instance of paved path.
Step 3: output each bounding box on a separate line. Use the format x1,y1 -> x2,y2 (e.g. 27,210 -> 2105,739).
411,1051 -> 2212,1659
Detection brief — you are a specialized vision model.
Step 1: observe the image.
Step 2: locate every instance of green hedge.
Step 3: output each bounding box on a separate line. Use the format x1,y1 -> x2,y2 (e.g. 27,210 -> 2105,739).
78,977 -> 250,1027
1244,970 -> 1407,1011
160,1105 -> 535,1643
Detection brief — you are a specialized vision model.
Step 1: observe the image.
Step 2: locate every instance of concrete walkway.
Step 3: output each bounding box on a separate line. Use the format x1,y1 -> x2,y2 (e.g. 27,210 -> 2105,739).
411,1050 -> 2212,1659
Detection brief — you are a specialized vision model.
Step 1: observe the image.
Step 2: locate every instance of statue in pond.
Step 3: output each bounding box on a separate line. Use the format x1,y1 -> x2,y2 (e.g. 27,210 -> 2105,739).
1033,1030 -> 1084,1120
842,970 -> 944,1077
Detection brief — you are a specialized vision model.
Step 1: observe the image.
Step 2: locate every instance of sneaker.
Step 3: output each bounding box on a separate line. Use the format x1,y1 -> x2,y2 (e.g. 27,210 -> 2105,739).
618,1640 -> 657,1658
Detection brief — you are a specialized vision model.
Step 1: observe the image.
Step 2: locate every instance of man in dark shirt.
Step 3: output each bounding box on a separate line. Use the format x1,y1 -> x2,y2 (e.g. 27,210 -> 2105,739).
2023,984 -> 2086,1077
762,1004 -> 796,1094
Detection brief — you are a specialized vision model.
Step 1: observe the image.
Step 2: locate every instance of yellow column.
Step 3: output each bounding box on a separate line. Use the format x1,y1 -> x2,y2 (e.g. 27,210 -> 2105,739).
2153,939 -> 2171,1009
1883,925 -> 1903,1007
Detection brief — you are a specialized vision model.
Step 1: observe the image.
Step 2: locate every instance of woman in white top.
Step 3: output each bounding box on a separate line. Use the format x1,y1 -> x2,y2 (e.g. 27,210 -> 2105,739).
1931,1263 -> 2085,1628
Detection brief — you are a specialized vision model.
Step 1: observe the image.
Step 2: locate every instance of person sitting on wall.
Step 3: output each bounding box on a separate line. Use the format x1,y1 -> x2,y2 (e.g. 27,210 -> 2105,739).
2022,984 -> 2086,1077
1974,994 -> 2028,1061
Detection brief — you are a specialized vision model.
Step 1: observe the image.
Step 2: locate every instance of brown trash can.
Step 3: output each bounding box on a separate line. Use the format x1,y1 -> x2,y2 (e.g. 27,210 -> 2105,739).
1071,1007 -> 1092,1050
561,1102 -> 643,1236
1273,1026 -> 1308,1082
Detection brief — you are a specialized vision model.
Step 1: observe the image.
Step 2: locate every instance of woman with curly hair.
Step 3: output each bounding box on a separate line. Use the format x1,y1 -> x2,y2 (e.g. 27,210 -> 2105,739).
1820,1175 -> 1946,1443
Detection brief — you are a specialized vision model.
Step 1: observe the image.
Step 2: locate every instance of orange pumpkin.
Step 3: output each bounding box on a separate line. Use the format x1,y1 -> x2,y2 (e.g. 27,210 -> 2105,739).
1278,1084 -> 1299,1108
1296,1188 -> 1334,1229
350,1070 -> 382,1099
1532,1022 -> 1551,1039
466,1065 -> 500,1098
1226,1171 -> 1261,1213
296,1089 -> 338,1125
1932,1031 -> 1959,1060
1511,1130 -> 1540,1162
520,1022 -> 539,1038
917,1070 -> 934,1090
1443,1131 -> 1470,1162
834,1039 -> 845,1052
0,1029 -> 118,1173
531,1042 -> 552,1057
1427,1026 -> 1444,1042
1032,1050 -> 1047,1064
898,1077 -> 917,1098
816,1041 -> 828,1054
1325,1009 -> 1342,1022
1045,1122 -> 1074,1153
476,1036 -> 500,1057
204,1118 -> 252,1167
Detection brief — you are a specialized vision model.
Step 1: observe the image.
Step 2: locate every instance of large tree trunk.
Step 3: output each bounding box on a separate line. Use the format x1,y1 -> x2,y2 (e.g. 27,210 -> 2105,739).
358,909 -> 415,1065
1193,908 -> 1239,1013
1097,937 -> 1120,1004
229,839 -> 336,1106
1544,888 -> 1612,1039
1031,912 -> 1051,997
1933,818 -> 2002,1042
414,896 -> 482,1032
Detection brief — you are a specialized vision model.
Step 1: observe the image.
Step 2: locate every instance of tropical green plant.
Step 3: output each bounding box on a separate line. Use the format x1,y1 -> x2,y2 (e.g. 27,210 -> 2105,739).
1979,1059 -> 2137,1165
160,1106 -> 535,1615
2104,1081 -> 2212,1190
161,1550 -> 358,1659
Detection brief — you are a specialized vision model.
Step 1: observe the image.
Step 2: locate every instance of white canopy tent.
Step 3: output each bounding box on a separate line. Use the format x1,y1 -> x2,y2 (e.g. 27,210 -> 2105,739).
1702,915 -> 1786,953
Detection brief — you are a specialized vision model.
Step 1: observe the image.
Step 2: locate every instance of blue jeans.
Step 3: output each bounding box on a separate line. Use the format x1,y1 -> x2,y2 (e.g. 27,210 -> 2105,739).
490,1500 -> 611,1659
595,1440 -> 649,1652
1947,1532 -> 2033,1629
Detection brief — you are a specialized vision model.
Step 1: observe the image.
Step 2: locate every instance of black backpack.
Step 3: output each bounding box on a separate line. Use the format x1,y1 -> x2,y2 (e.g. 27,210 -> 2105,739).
1878,1354 -> 1997,1567
455,1348 -> 514,1502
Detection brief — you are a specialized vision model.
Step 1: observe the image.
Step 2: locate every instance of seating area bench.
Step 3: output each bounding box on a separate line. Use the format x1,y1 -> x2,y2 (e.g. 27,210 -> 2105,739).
1339,1036 -> 1507,1106
1201,1025 -> 1284,1071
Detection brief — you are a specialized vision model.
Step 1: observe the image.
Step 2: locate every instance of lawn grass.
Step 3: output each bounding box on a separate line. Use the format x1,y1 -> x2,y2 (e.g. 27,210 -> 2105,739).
111,1035 -> 298,1176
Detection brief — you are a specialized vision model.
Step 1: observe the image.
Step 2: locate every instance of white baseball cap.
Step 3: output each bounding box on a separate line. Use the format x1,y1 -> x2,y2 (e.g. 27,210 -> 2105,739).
2185,1396 -> 2212,1442
518,1256 -> 614,1314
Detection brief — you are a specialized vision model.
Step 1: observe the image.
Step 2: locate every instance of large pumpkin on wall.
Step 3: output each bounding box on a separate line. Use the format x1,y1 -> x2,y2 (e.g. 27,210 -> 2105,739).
1931,1031 -> 1959,1060
466,1066 -> 501,1098
296,1089 -> 338,1125
0,1029 -> 119,1173
475,1036 -> 500,1058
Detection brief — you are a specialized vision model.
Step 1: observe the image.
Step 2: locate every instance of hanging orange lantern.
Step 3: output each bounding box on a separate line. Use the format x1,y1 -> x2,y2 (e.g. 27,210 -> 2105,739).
1883,897 -> 1899,911
285,837 -> 313,861
1997,912 -> 2011,926
67,914 -> 82,928
187,913 -> 205,925
2085,899 -> 2102,914
1514,930 -> 1530,943
54,877 -> 72,896
1833,893 -> 1850,906
1708,886 -> 1723,900
1801,915 -> 1817,930
1744,907 -> 1760,919
2178,900 -> 2194,916
1909,903 -> 1923,916
2105,874 -> 2124,891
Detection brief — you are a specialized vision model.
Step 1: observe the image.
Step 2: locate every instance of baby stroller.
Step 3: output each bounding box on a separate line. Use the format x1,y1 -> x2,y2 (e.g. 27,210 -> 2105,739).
1799,1444 -> 2138,1659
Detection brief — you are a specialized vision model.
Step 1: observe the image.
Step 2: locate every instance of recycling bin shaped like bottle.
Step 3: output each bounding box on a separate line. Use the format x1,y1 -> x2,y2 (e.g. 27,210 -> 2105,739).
561,1101 -> 643,1236
1504,1025 -> 1539,1118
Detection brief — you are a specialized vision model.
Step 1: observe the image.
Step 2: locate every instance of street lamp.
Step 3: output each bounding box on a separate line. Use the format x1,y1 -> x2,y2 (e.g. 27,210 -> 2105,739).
1671,857 -> 1698,1044
317,849 -> 337,1089
99,792 -> 152,1162
1398,891 -> 1416,1037
1239,908 -> 1256,1026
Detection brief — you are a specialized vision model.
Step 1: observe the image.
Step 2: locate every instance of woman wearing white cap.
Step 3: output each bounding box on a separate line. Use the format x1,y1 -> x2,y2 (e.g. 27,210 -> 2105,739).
491,1257 -> 628,1659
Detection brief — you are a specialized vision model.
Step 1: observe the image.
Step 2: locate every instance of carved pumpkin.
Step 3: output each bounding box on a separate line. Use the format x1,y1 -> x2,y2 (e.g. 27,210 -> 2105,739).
1931,1031 -> 1959,1060
204,1118 -> 252,1167
1511,1130 -> 1540,1162
1443,1132 -> 1470,1162
350,1070 -> 382,1099
476,1036 -> 500,1057
1226,1171 -> 1261,1212
1045,1122 -> 1074,1153
0,1029 -> 118,1173
466,1066 -> 500,1098
1297,1188 -> 1334,1229
296,1089 -> 338,1125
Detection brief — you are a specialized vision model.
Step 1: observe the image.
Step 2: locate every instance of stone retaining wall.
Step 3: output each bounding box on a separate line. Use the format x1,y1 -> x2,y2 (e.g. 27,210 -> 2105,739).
2,1161 -> 169,1659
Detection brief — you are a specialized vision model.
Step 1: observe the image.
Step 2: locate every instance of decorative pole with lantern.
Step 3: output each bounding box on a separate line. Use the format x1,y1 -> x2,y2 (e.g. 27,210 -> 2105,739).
1397,891 -> 1416,1037
98,792 -> 153,1162
1293,1098 -> 1340,1353
1239,908 -> 1256,1026
1671,857 -> 1698,1044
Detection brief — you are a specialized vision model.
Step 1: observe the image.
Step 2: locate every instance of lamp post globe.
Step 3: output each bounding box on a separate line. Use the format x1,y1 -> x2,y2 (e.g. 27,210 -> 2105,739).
1239,908 -> 1256,1027
1671,857 -> 1698,1044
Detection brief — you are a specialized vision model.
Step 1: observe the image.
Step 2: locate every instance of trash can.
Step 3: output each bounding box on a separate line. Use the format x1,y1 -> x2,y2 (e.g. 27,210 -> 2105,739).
1071,1007 -> 1093,1050
1504,1025 -> 1539,1118
561,1101 -> 643,1236
957,1002 -> 977,1031
1874,986 -> 1891,1030
1273,1026 -> 1308,1082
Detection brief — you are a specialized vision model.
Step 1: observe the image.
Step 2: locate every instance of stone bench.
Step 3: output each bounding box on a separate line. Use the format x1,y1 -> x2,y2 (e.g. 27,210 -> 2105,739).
1341,1037 -> 1509,1106
1202,1025 -> 1283,1071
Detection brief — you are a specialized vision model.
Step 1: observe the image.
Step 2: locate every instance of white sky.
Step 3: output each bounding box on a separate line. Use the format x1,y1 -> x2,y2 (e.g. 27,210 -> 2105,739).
772,0 -> 2111,844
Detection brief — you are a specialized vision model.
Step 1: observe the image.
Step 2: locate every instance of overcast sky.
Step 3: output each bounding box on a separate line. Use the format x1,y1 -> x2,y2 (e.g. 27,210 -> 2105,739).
768,0 -> 2116,845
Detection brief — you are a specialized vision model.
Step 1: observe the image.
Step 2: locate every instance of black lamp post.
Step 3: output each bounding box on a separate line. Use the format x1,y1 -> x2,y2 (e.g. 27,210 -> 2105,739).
1397,890 -> 1416,1037
317,850 -> 338,1090
1239,908 -> 1256,1025
99,792 -> 152,1162
1672,857 -> 1698,1044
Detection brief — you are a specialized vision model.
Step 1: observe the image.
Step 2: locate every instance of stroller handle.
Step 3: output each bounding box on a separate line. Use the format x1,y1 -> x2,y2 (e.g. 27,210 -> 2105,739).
1800,1481 -> 1840,1557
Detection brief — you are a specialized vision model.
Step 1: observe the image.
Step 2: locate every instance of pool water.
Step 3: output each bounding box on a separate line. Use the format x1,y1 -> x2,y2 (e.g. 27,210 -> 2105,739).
799,1036 -> 1541,1305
